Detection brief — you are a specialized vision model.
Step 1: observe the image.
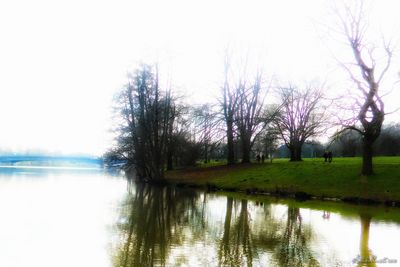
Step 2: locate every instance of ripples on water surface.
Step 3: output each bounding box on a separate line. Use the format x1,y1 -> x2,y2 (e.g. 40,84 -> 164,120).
0,166 -> 399,267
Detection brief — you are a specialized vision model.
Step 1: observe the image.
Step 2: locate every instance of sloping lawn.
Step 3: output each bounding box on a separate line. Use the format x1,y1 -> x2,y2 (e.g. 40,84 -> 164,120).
166,157 -> 400,202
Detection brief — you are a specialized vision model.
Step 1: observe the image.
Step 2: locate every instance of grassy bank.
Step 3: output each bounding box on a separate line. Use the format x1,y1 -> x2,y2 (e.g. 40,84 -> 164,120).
165,157 -> 400,204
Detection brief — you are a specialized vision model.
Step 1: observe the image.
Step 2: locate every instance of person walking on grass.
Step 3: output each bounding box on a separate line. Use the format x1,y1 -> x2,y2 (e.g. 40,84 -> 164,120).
328,151 -> 333,163
323,151 -> 328,162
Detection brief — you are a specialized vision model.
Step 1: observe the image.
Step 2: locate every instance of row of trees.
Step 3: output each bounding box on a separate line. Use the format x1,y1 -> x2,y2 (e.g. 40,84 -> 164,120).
109,1 -> 397,180
109,65 -> 225,180
109,62 -> 328,181
330,124 -> 400,157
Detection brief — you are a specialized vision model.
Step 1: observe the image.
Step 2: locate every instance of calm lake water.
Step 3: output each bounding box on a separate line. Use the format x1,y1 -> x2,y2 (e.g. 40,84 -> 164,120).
0,166 -> 399,267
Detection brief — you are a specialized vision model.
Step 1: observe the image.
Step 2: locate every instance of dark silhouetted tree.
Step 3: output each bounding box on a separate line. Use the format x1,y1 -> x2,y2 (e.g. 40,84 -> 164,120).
114,64 -> 177,181
221,52 -> 238,165
273,85 -> 326,161
193,104 -> 221,164
234,71 -> 268,163
333,1 -> 395,175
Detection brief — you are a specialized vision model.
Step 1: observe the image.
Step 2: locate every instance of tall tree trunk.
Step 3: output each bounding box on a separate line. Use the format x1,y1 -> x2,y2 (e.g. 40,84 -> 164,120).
227,121 -> 235,165
166,150 -> 173,171
289,143 -> 302,161
295,147 -> 302,161
362,137 -> 374,175
204,142 -> 209,163
241,136 -> 251,163
166,113 -> 174,171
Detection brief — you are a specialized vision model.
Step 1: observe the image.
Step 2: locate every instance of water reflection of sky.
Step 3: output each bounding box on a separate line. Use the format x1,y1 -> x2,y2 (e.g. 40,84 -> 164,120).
0,168 -> 126,267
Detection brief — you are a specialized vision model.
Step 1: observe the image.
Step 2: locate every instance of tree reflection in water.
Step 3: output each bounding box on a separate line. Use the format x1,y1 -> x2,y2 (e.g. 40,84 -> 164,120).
217,200 -> 319,266
113,183 -> 350,266
357,214 -> 376,267
274,207 -> 319,267
218,199 -> 254,266
218,197 -> 233,265
113,183 -> 203,267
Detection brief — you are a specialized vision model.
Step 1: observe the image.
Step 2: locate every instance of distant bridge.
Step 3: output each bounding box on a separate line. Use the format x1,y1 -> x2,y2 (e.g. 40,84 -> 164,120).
0,155 -> 103,165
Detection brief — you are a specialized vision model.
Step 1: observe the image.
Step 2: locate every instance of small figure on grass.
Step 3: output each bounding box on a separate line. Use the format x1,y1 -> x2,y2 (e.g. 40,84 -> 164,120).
256,154 -> 261,163
261,154 -> 265,164
328,151 -> 333,163
323,151 -> 328,162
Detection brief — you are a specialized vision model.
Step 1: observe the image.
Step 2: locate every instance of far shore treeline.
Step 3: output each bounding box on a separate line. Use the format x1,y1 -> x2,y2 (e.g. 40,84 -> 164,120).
105,2 -> 398,181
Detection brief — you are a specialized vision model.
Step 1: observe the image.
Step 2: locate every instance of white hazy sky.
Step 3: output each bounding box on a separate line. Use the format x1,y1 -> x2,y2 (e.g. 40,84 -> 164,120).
0,0 -> 399,155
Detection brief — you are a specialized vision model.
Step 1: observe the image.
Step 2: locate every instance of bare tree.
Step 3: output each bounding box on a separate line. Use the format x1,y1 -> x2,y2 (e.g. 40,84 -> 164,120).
274,85 -> 326,161
234,71 -> 267,163
263,126 -> 280,163
193,104 -> 221,163
165,101 -> 188,170
221,52 -> 238,165
115,64 -> 177,181
333,1 -> 395,175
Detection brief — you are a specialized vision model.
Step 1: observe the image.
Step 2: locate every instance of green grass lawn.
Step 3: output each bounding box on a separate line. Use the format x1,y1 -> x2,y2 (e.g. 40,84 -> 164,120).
165,157 -> 400,202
